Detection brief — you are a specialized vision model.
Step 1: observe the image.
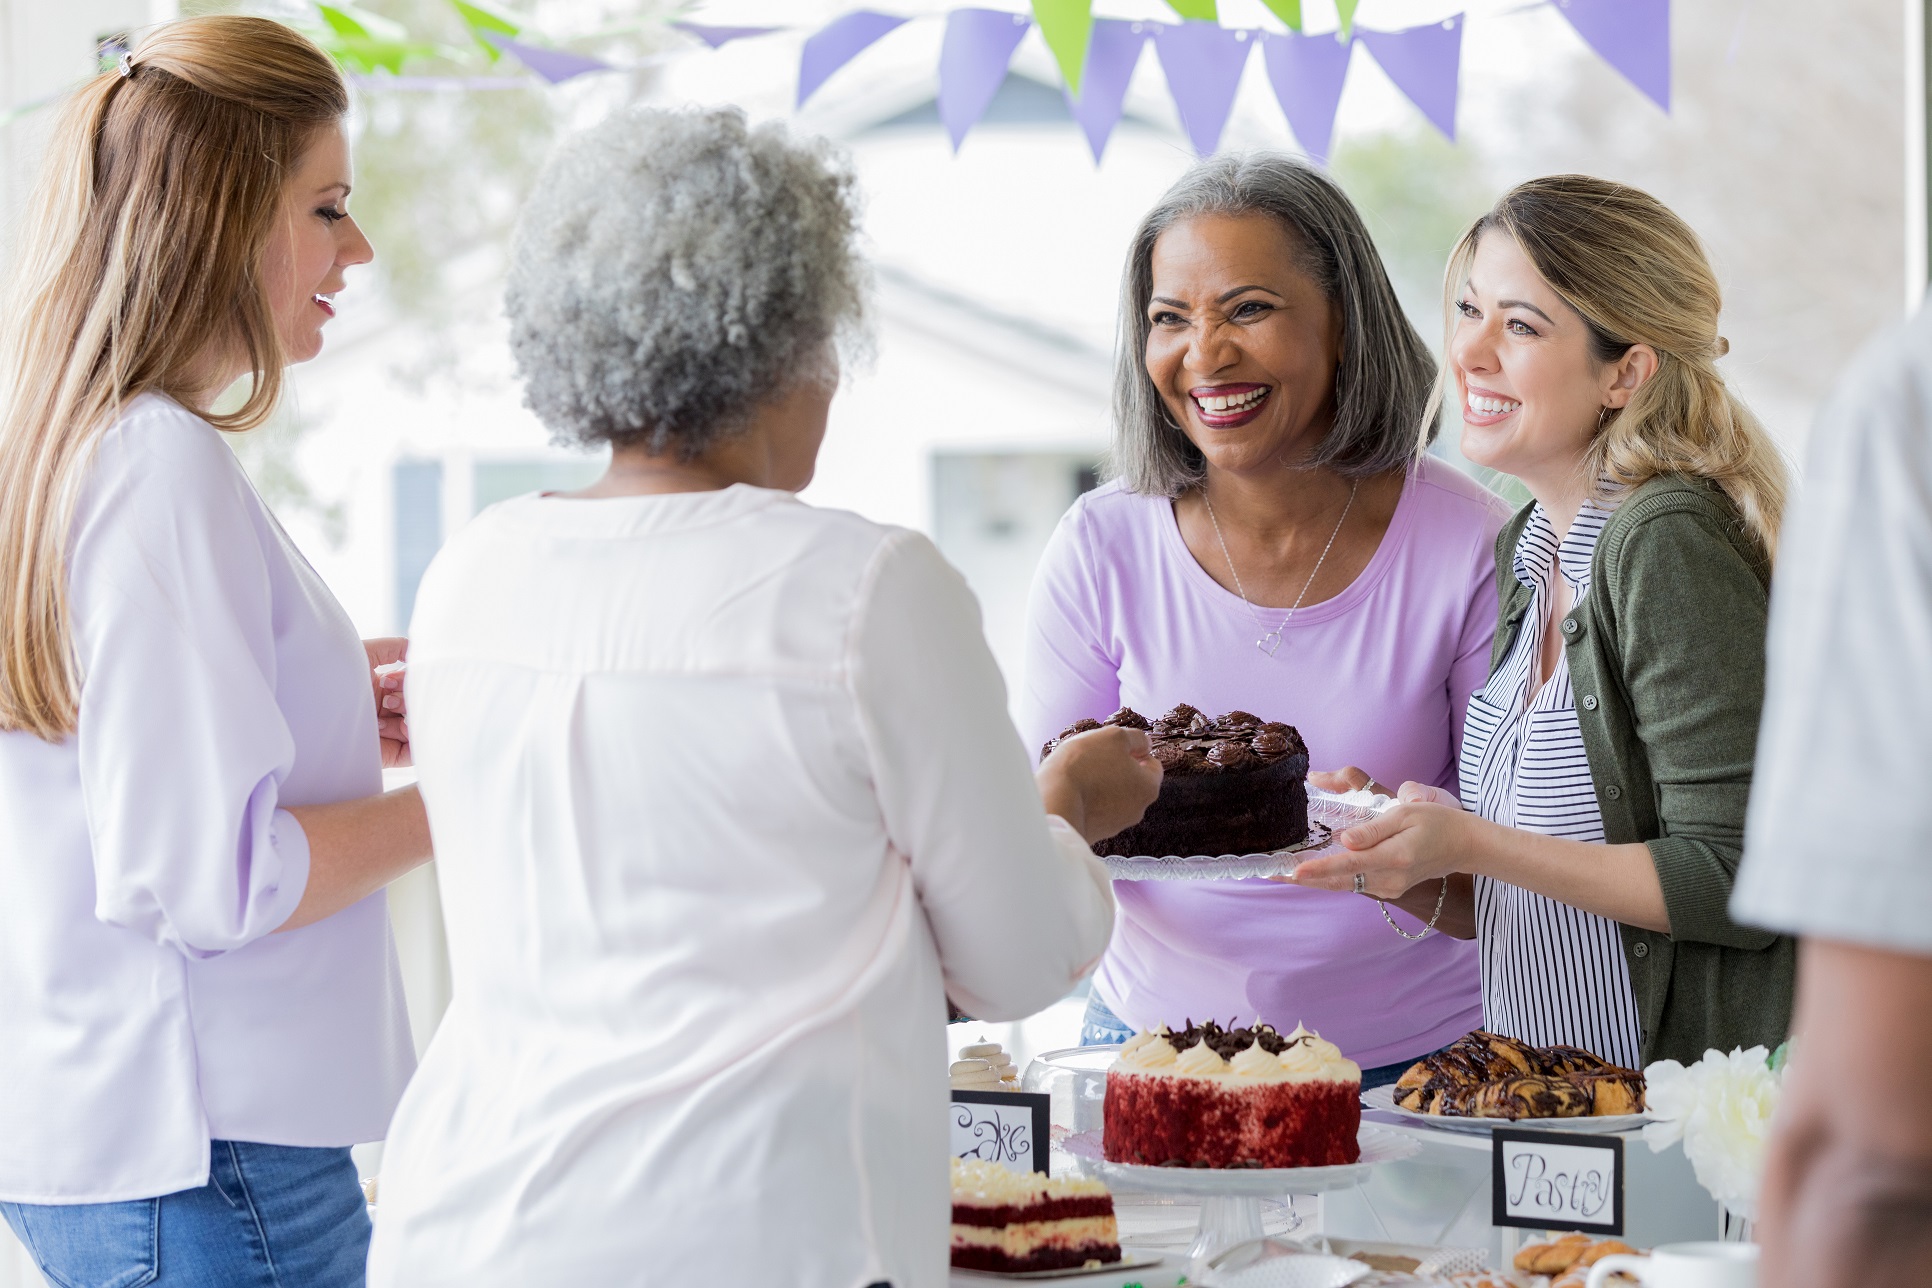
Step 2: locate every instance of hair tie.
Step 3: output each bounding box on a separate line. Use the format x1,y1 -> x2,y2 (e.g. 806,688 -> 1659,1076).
116,52 -> 135,79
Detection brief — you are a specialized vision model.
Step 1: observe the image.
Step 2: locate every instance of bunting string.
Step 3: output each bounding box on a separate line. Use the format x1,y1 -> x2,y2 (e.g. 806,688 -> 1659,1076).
298,0 -> 1670,166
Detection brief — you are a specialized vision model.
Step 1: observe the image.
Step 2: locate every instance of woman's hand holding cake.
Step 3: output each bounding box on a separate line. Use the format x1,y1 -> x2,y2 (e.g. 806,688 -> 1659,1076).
1035,723 -> 1164,846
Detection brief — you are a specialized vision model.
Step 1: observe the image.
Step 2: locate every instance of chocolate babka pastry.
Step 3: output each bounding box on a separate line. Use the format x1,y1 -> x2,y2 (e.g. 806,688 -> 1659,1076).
1048,704 -> 1311,858
1571,1070 -> 1646,1116
1394,1031 -> 1646,1119
1468,1076 -> 1592,1120
1537,1044 -> 1616,1077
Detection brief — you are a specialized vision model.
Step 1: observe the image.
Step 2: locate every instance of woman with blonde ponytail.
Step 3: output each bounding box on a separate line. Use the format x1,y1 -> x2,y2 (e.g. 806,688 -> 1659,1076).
1292,175 -> 1796,1067
0,17 -> 425,1286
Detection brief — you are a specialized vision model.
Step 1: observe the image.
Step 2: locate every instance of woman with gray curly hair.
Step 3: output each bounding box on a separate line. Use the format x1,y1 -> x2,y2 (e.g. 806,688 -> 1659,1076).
365,107 -> 1158,1287
1019,155 -> 1509,1085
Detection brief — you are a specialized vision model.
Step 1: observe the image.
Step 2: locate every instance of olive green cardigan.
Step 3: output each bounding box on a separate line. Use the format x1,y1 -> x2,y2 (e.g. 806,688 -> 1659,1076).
1487,474 -> 1795,1067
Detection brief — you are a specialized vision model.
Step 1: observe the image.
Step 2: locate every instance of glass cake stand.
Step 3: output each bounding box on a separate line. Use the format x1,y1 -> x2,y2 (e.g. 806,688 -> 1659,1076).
1061,1127 -> 1419,1270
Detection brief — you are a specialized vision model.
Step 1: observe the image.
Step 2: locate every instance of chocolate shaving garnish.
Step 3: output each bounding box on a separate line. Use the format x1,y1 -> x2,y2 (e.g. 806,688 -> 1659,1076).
1216,711 -> 1261,730
1104,707 -> 1151,731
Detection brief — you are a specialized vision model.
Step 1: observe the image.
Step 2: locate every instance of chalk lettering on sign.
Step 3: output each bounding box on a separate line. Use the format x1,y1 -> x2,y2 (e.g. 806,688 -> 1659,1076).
1491,1128 -> 1624,1236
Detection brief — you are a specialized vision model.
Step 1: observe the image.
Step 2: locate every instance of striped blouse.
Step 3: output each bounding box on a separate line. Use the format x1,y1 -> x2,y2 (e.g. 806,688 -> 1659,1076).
1460,499 -> 1643,1070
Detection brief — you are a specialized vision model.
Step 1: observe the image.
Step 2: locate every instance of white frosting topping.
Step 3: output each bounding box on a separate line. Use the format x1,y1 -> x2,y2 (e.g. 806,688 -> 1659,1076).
1115,1030 -> 1179,1071
951,1157 -> 1109,1202
953,1041 -> 1021,1088
1175,1043 -> 1230,1076
1229,1044 -> 1284,1079
1109,1022 -> 1361,1084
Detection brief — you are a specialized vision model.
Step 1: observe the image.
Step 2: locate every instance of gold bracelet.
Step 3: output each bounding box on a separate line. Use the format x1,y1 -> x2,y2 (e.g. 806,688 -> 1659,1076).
1380,878 -> 1449,940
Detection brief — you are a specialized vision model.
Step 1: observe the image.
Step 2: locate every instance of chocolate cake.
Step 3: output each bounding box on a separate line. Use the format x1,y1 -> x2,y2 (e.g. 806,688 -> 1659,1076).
1042,704 -> 1309,857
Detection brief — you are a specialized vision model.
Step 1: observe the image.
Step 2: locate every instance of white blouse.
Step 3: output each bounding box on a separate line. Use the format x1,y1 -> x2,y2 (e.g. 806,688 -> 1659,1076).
0,394 -> 414,1204
1462,500 -> 1643,1069
367,485 -> 1115,1288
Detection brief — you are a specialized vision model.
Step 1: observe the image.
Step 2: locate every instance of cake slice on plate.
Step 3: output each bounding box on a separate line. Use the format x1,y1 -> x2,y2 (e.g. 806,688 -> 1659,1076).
949,1158 -> 1121,1274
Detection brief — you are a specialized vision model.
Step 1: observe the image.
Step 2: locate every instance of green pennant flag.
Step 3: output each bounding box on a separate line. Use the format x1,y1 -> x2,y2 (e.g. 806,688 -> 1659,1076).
449,0 -> 522,62
1032,0 -> 1093,93
314,3 -> 441,74
1335,0 -> 1358,40
1163,0 -> 1217,20
1260,0 -> 1302,31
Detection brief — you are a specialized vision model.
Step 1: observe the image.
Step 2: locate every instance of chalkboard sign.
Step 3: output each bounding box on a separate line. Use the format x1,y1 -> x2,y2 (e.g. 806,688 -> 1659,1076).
1491,1128 -> 1624,1235
950,1090 -> 1051,1175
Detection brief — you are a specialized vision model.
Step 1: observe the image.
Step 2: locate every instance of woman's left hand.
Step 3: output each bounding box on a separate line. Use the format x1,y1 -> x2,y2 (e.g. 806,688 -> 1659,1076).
364,637 -> 410,768
1291,781 -> 1479,898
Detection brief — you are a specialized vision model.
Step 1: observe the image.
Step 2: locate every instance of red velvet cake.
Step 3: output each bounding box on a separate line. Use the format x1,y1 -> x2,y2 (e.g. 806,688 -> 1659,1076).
949,1159 -> 1121,1273
1103,1021 -> 1362,1169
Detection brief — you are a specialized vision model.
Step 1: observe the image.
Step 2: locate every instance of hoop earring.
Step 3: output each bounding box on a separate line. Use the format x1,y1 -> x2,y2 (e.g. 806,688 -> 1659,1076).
1597,406 -> 1613,433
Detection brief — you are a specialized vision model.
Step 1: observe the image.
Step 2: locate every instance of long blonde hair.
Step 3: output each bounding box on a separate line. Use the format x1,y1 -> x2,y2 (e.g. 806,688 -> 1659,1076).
1435,174 -> 1786,560
0,16 -> 346,740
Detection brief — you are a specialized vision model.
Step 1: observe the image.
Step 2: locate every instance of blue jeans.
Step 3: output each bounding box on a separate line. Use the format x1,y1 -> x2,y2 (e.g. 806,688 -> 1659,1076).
1079,993 -> 1427,1090
2,1141 -> 369,1288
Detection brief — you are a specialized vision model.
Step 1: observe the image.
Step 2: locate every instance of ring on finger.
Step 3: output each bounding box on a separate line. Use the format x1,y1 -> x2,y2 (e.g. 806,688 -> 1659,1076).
1352,872 -> 1366,895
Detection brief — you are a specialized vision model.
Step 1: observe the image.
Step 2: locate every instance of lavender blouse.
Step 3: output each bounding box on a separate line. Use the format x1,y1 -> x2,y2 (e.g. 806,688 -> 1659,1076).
0,394 -> 414,1204
1020,456 -> 1508,1069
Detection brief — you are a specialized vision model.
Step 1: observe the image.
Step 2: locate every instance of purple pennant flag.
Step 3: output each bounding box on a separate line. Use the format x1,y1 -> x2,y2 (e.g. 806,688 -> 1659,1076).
1152,21 -> 1254,157
1555,0 -> 1669,111
938,9 -> 1033,151
1355,16 -> 1462,141
481,31 -> 611,84
1069,18 -> 1152,163
798,11 -> 910,107
670,22 -> 782,50
1258,29 -> 1352,164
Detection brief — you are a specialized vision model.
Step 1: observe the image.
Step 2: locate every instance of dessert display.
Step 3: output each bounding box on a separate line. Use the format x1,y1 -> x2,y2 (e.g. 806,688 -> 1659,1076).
1103,1020 -> 1361,1168
1042,705 -> 1310,857
1394,1031 -> 1645,1120
1515,1233 -> 1642,1284
951,1039 -> 1020,1091
948,1157 -> 1121,1274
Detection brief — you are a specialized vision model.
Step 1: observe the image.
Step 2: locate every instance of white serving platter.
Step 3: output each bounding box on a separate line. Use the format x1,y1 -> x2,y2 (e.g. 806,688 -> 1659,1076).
1360,1083 -> 1649,1135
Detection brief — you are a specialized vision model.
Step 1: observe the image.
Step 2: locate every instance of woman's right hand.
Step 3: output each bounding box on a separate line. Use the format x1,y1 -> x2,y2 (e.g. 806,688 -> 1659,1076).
1311,766 -> 1390,798
1036,727 -> 1163,846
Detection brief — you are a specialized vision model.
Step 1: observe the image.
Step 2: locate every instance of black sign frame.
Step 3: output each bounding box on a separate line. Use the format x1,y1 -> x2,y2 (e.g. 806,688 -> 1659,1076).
950,1089 -> 1052,1174
1490,1126 -> 1625,1236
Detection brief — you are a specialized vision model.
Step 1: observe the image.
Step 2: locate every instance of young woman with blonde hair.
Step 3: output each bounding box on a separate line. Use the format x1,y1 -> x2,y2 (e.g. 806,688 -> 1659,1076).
0,16 -> 428,1285
1293,175 -> 1796,1067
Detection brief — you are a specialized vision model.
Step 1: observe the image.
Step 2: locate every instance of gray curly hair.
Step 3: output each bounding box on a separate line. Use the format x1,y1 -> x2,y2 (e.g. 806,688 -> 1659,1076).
1113,154 -> 1436,495
506,106 -> 868,455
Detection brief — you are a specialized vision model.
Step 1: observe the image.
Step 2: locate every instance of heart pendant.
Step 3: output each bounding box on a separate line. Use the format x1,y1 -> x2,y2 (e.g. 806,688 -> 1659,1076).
1257,631 -> 1282,658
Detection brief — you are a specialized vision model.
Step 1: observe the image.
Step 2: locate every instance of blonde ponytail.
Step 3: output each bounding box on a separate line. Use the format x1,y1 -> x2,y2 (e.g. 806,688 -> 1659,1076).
0,16 -> 346,739
1438,175 -> 1786,560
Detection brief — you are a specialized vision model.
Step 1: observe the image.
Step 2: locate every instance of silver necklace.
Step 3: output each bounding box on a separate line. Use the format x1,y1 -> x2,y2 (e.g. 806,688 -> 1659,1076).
1203,479 -> 1360,658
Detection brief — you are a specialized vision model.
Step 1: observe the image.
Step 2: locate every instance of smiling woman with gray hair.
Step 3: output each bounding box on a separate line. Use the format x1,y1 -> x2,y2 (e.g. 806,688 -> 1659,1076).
365,106 -> 1159,1287
1020,154 -> 1511,1085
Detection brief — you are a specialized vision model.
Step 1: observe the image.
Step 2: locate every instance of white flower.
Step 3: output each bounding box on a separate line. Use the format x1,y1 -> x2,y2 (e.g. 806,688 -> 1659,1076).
1642,1046 -> 1783,1219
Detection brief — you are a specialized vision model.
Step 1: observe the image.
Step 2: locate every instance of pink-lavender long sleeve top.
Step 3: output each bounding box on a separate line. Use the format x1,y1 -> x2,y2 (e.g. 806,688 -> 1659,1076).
1020,456 -> 1509,1069
0,394 -> 414,1204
